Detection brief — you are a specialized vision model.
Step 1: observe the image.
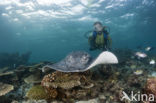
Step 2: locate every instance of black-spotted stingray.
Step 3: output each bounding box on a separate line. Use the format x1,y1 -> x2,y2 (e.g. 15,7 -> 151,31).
42,51 -> 118,72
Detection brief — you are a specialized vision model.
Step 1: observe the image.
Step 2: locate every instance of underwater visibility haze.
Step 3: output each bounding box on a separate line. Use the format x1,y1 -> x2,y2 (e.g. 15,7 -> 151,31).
0,0 -> 156,62
0,0 -> 156,103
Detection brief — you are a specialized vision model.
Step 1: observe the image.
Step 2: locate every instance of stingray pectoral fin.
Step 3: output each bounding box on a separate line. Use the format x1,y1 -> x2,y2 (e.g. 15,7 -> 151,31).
85,51 -> 118,70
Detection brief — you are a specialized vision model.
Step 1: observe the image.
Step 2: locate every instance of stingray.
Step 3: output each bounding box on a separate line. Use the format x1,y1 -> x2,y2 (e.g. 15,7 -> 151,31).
42,51 -> 118,72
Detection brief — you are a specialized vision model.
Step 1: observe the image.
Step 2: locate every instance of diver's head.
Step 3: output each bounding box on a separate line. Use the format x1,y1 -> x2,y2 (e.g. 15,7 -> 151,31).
94,21 -> 103,32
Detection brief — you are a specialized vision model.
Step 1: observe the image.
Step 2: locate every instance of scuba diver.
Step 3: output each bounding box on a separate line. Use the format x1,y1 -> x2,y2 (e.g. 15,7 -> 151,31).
88,21 -> 112,51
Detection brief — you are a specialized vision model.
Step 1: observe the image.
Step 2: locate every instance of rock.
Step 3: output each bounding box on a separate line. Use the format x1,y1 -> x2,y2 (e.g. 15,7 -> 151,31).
80,83 -> 94,89
76,98 -> 99,103
75,90 -> 87,99
0,71 -> 14,77
50,101 -> 63,103
0,67 -> 14,77
22,99 -> 47,103
99,94 -> 106,100
0,82 -> 14,96
24,74 -> 42,84
98,94 -> 106,103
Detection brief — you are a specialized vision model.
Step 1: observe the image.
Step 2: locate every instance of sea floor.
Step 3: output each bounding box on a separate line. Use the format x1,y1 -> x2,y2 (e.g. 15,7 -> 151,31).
0,49 -> 156,103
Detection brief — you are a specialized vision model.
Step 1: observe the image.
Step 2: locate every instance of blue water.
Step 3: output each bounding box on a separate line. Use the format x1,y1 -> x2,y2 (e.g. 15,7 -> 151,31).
0,0 -> 156,63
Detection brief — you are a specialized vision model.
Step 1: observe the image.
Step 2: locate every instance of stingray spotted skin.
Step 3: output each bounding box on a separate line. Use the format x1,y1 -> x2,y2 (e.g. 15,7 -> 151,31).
42,51 -> 118,72
43,51 -> 92,72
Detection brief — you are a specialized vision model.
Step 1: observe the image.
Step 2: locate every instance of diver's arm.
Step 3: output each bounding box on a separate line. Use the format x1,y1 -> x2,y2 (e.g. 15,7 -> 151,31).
104,29 -> 109,35
103,29 -> 111,49
107,35 -> 112,50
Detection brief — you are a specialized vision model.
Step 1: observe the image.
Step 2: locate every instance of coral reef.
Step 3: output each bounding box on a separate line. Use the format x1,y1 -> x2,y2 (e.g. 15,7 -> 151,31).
145,77 -> 156,98
0,67 -> 14,77
42,72 -> 81,89
28,62 -> 51,73
41,71 -> 92,90
26,85 -> 48,100
0,82 -> 14,96
24,72 -> 42,84
0,71 -> 14,77
0,49 -> 156,103
0,67 -> 19,84
41,71 -> 94,101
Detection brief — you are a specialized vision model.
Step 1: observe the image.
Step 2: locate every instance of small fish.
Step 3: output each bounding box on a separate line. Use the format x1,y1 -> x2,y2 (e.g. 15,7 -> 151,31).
149,59 -> 155,65
135,52 -> 147,58
145,47 -> 153,51
134,70 -> 143,75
